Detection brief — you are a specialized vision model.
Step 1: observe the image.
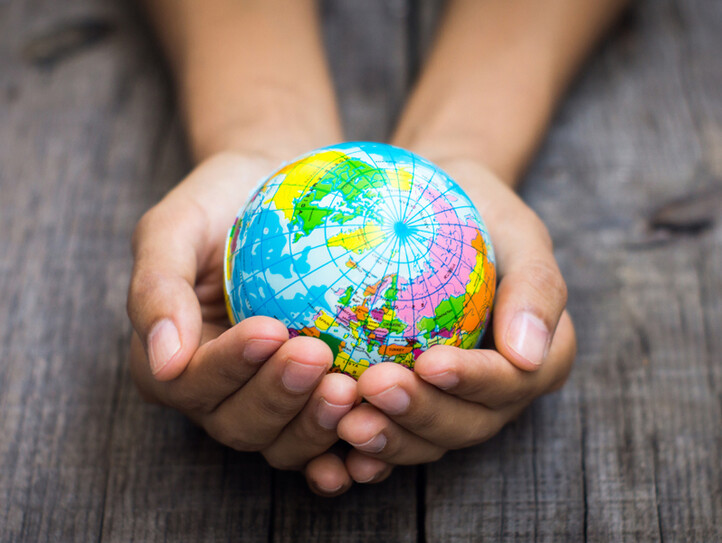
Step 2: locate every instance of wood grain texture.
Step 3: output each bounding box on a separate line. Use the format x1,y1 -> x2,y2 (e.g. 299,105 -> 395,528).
0,0 -> 720,541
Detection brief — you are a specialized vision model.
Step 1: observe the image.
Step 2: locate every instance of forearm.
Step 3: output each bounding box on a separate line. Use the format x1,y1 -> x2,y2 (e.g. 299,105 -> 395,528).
392,0 -> 630,185
142,0 -> 342,162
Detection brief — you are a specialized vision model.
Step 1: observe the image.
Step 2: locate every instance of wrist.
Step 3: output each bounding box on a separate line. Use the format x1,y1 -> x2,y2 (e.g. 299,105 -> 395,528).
391,59 -> 556,187
147,0 -> 343,163
185,87 -> 343,164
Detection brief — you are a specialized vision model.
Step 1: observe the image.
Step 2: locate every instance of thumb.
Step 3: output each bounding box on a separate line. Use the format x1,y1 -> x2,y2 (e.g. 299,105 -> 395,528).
127,198 -> 206,381
489,202 -> 568,372
458,168 -> 567,372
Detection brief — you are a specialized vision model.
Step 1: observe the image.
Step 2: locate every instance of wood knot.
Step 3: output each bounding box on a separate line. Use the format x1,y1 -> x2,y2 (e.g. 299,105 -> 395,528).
648,186 -> 722,236
22,17 -> 115,68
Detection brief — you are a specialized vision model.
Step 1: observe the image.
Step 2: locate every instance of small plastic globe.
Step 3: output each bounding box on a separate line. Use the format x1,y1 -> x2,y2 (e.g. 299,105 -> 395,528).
223,142 -> 496,379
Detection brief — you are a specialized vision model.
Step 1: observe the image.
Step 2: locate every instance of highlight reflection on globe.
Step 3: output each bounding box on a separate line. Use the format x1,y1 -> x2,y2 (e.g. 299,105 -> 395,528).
223,142 -> 496,379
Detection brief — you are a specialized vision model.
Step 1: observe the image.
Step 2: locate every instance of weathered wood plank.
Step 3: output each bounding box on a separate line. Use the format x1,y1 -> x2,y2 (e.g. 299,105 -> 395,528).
274,467 -> 418,543
0,2 -> 140,541
1,0 -> 721,541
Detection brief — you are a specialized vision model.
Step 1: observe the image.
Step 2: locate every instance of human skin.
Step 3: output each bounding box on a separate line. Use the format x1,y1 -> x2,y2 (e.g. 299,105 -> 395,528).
128,0 -> 629,496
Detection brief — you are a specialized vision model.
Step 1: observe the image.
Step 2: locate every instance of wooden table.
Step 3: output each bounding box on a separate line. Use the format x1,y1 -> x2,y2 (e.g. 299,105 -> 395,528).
1,0 -> 720,541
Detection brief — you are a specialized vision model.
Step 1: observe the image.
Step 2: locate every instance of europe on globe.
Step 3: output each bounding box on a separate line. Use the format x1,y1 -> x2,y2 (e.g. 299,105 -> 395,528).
223,142 -> 496,379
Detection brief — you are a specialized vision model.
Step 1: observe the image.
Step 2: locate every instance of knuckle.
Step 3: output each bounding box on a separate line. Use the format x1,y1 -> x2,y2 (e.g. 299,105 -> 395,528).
500,383 -> 533,408
410,405 -> 440,431
257,396 -> 301,421
525,259 -> 568,308
127,269 -> 162,310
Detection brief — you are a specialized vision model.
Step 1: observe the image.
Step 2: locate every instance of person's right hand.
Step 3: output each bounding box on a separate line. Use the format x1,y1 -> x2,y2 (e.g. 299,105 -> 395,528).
127,152 -> 359,495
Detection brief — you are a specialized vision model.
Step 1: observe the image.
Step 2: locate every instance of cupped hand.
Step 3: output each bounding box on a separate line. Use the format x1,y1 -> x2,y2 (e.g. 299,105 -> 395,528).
336,158 -> 576,482
127,152 -> 359,495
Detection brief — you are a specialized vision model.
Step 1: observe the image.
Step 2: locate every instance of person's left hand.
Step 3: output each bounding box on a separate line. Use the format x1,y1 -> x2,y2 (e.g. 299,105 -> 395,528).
324,158 -> 576,484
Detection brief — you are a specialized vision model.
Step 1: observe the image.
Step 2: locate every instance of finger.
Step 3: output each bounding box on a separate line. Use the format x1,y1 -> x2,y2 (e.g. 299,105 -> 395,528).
305,452 -> 353,496
344,450 -> 395,484
463,174 -> 568,371
127,199 -> 207,380
200,336 -> 333,451
337,403 -> 446,464
488,201 -> 567,370
262,373 -> 358,470
356,363 -> 510,450
414,311 -> 576,408
130,316 -> 289,413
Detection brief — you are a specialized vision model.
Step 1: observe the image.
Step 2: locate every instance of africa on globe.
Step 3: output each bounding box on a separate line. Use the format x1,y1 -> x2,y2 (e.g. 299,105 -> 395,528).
223,142 -> 496,379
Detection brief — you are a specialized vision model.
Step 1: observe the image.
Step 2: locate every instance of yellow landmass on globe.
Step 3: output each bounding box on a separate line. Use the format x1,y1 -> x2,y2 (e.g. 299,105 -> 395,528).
268,150 -> 349,221
314,311 -> 335,331
384,167 -> 413,192
333,351 -> 371,379
327,224 -> 385,253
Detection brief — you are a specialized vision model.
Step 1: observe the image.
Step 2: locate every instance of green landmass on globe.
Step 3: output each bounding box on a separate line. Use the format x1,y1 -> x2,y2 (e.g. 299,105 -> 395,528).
223,142 -> 496,379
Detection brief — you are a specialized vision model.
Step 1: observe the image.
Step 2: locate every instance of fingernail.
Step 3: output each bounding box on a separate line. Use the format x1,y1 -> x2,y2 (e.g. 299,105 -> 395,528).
282,360 -> 326,393
243,339 -> 283,364
355,474 -> 377,484
349,433 -> 387,454
355,466 -> 389,484
423,370 -> 459,390
317,398 -> 353,430
148,319 -> 181,375
313,479 -> 344,494
366,385 -> 410,415
506,312 -> 550,366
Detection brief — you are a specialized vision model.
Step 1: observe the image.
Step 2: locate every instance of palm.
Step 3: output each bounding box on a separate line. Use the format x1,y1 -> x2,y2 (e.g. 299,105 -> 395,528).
182,153 -> 281,337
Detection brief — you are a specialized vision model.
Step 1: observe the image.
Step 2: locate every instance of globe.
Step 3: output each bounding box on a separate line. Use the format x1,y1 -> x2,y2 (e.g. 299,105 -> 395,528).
223,142 -> 496,379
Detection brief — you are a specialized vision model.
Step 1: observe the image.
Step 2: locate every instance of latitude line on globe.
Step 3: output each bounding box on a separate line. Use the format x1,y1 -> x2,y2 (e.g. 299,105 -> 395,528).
237,227 -> 370,285
397,151 -> 420,229
247,222 -> 396,317
414,227 -> 489,257
343,233 -> 404,372
418,224 -> 469,313
400,236 -> 419,338
354,147 -> 404,225
394,232 -> 467,302
227,143 -> 496,377
286,232 -> 399,343
400,184 -> 465,227
408,238 -> 463,312
440,251 -> 480,336
346,228 -> 404,365
237,214 -> 392,286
